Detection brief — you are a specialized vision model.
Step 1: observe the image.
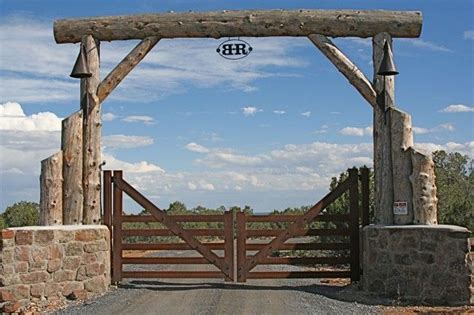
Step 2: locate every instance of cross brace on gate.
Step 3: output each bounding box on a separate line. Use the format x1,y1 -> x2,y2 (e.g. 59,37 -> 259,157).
103,168 -> 370,283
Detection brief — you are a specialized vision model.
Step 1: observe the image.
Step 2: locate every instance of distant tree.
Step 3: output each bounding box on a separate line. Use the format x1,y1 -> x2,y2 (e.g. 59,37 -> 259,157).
3,201 -> 39,227
167,201 -> 187,214
0,215 -> 6,229
433,150 -> 473,232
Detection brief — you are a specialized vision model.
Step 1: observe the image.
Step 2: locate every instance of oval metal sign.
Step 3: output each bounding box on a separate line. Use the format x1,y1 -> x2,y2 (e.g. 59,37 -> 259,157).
216,39 -> 253,60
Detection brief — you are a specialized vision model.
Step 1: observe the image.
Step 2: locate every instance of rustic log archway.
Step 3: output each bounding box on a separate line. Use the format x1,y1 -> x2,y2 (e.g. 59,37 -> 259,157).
40,9 -> 437,226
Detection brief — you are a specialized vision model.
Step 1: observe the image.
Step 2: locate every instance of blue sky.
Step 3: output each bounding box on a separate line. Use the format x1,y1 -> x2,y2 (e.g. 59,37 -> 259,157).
0,0 -> 472,213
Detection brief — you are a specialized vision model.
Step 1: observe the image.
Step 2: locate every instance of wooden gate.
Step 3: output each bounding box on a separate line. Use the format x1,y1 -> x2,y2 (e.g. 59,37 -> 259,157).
103,171 -> 234,282
103,168 -> 369,283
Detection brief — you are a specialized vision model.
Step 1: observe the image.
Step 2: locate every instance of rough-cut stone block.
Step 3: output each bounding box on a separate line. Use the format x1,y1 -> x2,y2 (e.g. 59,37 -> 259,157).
31,246 -> 48,262
29,260 -> 47,271
84,240 -> 108,253
84,276 -> 107,293
30,283 -> 45,298
11,284 -> 30,300
44,282 -> 60,298
2,301 -> 21,313
53,270 -> 76,282
2,230 -> 15,239
20,271 -> 49,284
82,253 -> 97,264
2,248 -> 14,264
65,241 -> 83,256
15,246 -> 30,261
67,289 -> 88,301
34,230 -> 54,245
14,262 -> 29,273
15,230 -> 33,245
76,266 -> 88,281
85,263 -> 105,277
63,256 -> 81,270
47,259 -> 62,273
0,289 -> 14,302
54,230 -> 75,243
75,229 -> 101,242
48,243 -> 64,260
62,281 -> 84,297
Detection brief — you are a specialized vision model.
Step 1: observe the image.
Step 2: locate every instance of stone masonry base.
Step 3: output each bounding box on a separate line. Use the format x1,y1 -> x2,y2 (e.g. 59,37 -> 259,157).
363,225 -> 472,306
0,225 -> 110,313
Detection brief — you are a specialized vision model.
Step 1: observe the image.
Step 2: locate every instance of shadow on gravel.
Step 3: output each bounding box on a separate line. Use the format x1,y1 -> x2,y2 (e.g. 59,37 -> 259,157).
119,280 -> 392,306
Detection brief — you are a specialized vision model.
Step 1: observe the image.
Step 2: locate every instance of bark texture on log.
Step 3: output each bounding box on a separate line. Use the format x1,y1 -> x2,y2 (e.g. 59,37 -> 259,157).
372,32 -> 395,224
62,110 -> 83,224
390,108 -> 414,224
97,37 -> 160,103
410,149 -> 438,224
54,10 -> 422,43
39,151 -> 63,226
308,34 -> 376,107
81,35 -> 102,224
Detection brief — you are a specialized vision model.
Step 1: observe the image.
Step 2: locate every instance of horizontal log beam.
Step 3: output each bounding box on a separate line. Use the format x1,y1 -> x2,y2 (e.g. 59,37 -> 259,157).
54,9 -> 422,43
308,34 -> 377,107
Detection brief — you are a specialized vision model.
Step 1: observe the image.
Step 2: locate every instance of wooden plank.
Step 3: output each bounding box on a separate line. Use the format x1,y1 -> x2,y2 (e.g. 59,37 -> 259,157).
246,271 -> 351,279
224,210 -> 234,281
122,229 -> 225,237
121,214 -> 224,222
122,271 -> 224,279
245,242 -> 350,251
373,32 -> 394,224
54,10 -> 423,43
236,211 -> 247,282
253,256 -> 351,265
122,242 -> 225,250
103,170 -> 112,230
245,228 -> 350,237
97,37 -> 160,103
245,214 -> 350,222
348,168 -> 361,282
82,35 -> 101,224
122,257 -> 210,264
39,151 -> 63,225
240,172 -> 353,276
62,110 -> 83,224
360,167 -> 370,227
308,34 -> 376,108
114,176 -> 232,279
112,171 -> 123,283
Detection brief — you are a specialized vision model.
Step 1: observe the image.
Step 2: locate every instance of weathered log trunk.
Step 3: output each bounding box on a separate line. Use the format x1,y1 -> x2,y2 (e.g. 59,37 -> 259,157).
97,37 -> 160,103
62,110 -> 83,224
390,108 -> 414,224
410,149 -> 438,224
372,32 -> 395,224
308,34 -> 376,107
81,35 -> 102,224
39,152 -> 63,225
54,10 -> 422,43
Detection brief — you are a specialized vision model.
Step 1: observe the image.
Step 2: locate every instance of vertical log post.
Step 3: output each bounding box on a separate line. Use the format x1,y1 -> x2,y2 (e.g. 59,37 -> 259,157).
81,34 -> 102,224
372,32 -> 395,224
112,171 -> 123,283
62,111 -> 84,224
39,152 -> 63,225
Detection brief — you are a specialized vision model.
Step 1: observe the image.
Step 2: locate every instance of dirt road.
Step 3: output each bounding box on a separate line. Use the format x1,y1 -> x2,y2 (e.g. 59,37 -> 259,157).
56,246 -> 382,315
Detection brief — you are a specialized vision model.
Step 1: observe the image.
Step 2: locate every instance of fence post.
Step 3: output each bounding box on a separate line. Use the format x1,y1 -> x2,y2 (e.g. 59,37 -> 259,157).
360,167 -> 370,227
112,170 -> 123,283
236,210 -> 247,282
224,210 -> 235,282
348,168 -> 360,282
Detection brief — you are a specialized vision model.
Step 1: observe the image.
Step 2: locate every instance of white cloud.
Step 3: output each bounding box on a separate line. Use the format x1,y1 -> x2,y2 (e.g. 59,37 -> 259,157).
413,123 -> 455,134
242,107 -> 262,116
103,154 -> 164,174
102,113 -> 117,121
273,110 -> 286,115
464,30 -> 474,40
440,104 -> 474,113
415,142 -> 474,158
0,102 -> 62,131
301,111 -> 311,118
186,180 -> 215,191
122,115 -> 155,124
102,134 -> 154,149
339,126 -> 373,137
185,142 -> 210,153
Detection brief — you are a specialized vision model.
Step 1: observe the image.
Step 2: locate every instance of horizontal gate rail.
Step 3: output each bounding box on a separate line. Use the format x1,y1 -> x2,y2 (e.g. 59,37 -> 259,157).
122,228 -> 225,237
122,242 -> 226,251
249,256 -> 351,265
245,242 -> 350,251
245,228 -> 350,237
246,271 -> 351,279
245,214 -> 350,222
122,257 -> 211,264
121,214 -> 224,222
122,271 -> 225,279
